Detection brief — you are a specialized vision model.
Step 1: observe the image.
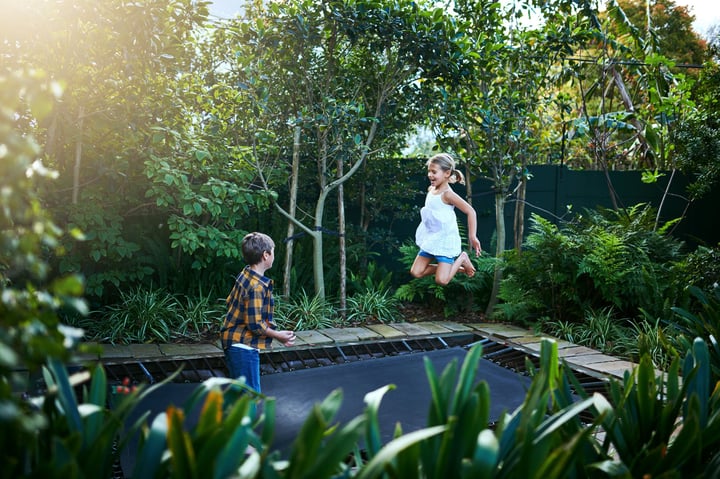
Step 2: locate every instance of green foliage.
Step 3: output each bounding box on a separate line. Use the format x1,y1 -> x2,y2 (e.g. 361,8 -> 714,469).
82,287 -> 182,344
615,0 -> 708,69
274,291 -> 338,331
671,286 -> 720,383
131,376 -> 270,479
12,334 -> 720,478
348,262 -> 394,296
589,338 -> 720,477
58,208 -> 153,298
0,69 -> 89,477
346,287 -> 401,325
497,205 -> 685,323
395,242 -> 496,317
175,290 -> 226,340
540,308 -> 676,369
673,115 -> 720,199
625,314 -> 676,371
28,361 -> 169,479
144,151 -> 274,271
674,244 -> 720,295
5,0 -> 216,300
68,287 -> 224,344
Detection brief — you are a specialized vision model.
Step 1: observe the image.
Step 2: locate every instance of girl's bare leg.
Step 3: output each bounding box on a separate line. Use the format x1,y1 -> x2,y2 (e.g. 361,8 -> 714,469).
434,252 -> 474,285
410,255 -> 436,279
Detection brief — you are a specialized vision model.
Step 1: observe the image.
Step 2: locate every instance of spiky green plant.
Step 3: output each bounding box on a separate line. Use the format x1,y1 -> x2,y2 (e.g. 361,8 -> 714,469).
346,288 -> 400,324
85,287 -> 182,344
274,290 -> 337,330
672,286 -> 720,383
175,290 -> 226,340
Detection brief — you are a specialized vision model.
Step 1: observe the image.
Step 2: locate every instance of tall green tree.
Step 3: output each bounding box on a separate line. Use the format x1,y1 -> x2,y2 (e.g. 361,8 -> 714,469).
208,0 -> 474,300
1,0 -> 272,299
1,0 -> 217,298
434,0 -> 589,314
564,0 -> 706,223
616,0 -> 708,67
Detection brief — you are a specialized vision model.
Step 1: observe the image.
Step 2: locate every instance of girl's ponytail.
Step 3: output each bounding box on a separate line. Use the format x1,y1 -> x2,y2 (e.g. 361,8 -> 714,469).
427,153 -> 465,185
451,169 -> 466,185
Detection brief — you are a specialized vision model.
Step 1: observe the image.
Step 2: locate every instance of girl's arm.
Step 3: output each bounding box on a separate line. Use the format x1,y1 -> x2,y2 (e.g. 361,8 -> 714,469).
444,189 -> 482,256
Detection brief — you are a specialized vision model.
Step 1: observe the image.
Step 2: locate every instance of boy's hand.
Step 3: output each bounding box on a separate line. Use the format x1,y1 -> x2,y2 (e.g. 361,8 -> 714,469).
277,330 -> 296,346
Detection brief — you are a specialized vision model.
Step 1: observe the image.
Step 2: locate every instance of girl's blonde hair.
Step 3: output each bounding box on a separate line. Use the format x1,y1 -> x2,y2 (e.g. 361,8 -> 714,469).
427,153 -> 465,185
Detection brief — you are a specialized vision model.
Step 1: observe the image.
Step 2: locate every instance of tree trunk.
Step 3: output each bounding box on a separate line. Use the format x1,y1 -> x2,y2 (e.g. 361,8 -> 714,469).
311,188 -> 326,299
465,162 -> 472,206
72,106 -> 84,204
513,163 -> 527,251
337,156 -> 346,318
283,126 -> 301,297
485,190 -> 506,316
359,159 -> 369,273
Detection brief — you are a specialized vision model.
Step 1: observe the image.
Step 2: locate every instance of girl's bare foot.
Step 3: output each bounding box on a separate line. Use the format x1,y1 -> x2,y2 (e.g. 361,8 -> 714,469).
458,252 -> 476,278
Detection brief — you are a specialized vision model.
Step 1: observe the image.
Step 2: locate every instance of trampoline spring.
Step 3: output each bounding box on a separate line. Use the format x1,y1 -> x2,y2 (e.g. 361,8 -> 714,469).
262,352 -> 279,372
279,351 -> 296,371
321,346 -> 337,365
204,357 -> 224,377
349,344 -> 362,361
303,347 -> 326,368
436,336 -> 449,349
376,343 -> 389,357
483,347 -> 515,359
466,338 -> 494,349
335,346 -> 349,363
137,361 -> 154,384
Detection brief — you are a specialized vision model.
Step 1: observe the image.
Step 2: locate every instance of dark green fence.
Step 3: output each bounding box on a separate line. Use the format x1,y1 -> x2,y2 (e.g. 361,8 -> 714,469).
397,165 -> 718,256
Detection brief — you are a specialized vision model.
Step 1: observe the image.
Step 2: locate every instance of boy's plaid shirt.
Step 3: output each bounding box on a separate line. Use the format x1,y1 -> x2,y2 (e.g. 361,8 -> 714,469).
220,265 -> 276,350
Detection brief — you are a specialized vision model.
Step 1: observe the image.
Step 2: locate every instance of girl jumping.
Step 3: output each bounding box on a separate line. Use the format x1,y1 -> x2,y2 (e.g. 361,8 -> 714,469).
410,153 -> 482,285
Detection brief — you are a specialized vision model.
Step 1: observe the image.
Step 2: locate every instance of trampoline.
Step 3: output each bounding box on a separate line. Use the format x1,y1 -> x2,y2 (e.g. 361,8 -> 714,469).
120,346 -> 531,473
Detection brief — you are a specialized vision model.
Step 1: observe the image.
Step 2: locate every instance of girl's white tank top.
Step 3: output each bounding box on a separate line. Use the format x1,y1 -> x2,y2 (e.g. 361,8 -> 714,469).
414,189 -> 461,258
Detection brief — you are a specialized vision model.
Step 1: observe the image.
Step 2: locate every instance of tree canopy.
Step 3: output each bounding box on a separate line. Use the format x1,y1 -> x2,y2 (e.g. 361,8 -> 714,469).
0,0 -> 715,307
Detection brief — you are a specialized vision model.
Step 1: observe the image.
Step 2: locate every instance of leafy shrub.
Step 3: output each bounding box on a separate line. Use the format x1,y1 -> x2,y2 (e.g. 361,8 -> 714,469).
497,205 -> 685,323
587,339 -> 720,477
671,286 -> 720,383
274,290 -> 337,330
624,315 -> 676,370
540,308 -> 676,369
675,244 -> 720,294
175,290 -> 226,340
15,336 -> 720,478
348,261 -> 394,296
346,287 -> 400,324
82,287 -> 182,344
0,70 -> 89,479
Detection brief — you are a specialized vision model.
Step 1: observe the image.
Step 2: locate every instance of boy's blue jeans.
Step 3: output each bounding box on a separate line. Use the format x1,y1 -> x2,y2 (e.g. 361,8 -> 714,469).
224,344 -> 261,393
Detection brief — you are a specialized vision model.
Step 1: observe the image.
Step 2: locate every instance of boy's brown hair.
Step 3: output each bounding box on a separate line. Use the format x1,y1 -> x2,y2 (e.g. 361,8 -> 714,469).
241,232 -> 274,265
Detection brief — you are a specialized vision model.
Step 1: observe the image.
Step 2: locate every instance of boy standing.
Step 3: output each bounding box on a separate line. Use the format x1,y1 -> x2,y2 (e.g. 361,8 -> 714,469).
220,232 -> 296,392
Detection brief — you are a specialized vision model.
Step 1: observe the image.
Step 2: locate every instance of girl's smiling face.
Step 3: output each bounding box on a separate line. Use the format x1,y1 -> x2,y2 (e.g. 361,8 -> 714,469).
427,162 -> 450,188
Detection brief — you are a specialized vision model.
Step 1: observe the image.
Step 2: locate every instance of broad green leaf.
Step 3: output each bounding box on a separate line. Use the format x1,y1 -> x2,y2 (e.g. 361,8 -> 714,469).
356,425 -> 447,479
364,385 -> 396,456
133,413 -> 169,479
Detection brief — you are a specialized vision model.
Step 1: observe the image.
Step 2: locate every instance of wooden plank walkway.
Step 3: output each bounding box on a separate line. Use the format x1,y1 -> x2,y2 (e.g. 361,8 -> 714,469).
80,321 -> 643,381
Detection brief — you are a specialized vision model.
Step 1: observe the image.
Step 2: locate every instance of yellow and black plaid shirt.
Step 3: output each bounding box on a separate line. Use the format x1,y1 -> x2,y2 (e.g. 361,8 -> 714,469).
220,265 -> 276,350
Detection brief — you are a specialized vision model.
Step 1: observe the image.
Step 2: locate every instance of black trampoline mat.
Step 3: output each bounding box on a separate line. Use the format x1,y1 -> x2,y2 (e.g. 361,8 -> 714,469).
121,347 -> 530,471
